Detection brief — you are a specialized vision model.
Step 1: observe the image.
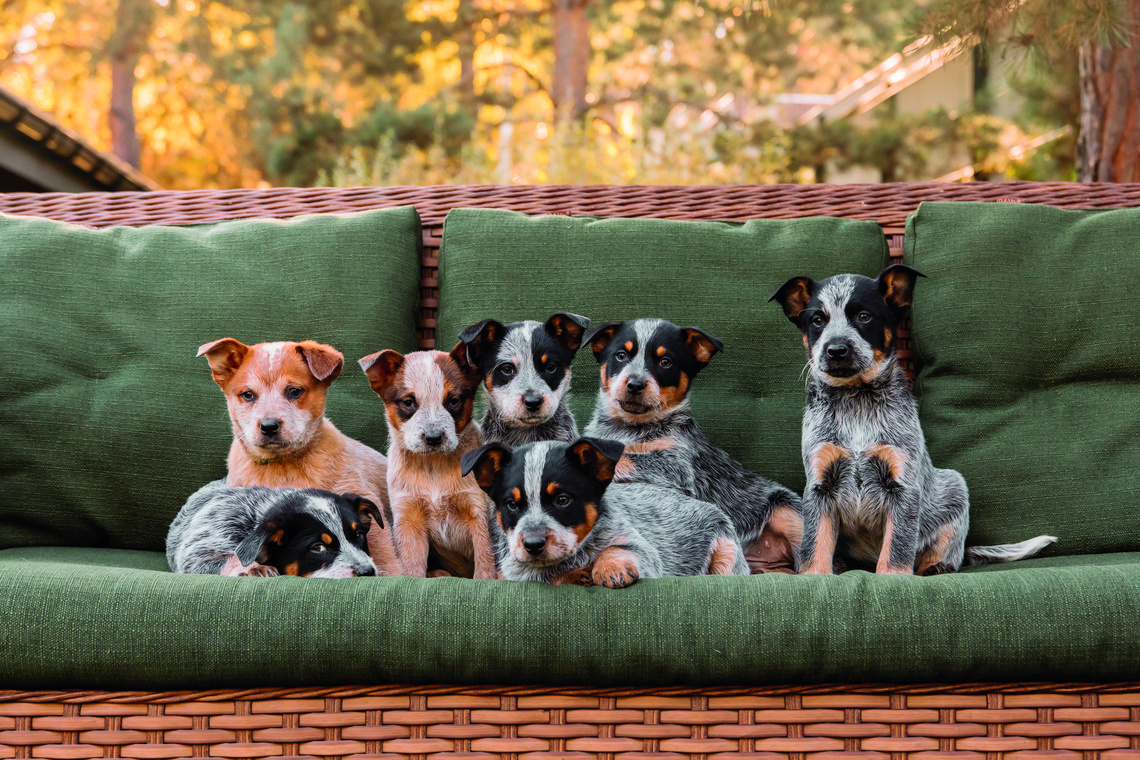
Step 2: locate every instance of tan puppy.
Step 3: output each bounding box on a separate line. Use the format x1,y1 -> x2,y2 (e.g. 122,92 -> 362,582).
359,343 -> 498,580
197,338 -> 398,575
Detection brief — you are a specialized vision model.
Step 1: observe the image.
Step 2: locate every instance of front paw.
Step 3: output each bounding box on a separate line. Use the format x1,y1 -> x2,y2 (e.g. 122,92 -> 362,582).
592,550 -> 640,588
474,567 -> 502,581
551,566 -> 594,586
242,563 -> 279,578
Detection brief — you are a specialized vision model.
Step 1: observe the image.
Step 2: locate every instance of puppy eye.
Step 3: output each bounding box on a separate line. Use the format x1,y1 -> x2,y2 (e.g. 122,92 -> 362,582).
499,363 -> 517,377
615,351 -> 628,362
285,387 -> 304,400
857,311 -> 872,323
310,543 -> 327,554
503,498 -> 518,512
400,396 -> 417,410
811,315 -> 826,328
553,493 -> 572,508
239,390 -> 255,402
446,396 -> 463,411
543,361 -> 558,373
658,356 -> 672,369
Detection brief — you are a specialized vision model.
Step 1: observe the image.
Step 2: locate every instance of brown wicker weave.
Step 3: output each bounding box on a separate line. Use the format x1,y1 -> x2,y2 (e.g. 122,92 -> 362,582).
3,183 -> 1139,759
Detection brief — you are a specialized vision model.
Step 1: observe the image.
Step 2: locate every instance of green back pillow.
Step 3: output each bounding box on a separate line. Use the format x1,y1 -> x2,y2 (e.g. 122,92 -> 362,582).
906,201 -> 1140,556
0,208 -> 422,551
437,209 -> 889,493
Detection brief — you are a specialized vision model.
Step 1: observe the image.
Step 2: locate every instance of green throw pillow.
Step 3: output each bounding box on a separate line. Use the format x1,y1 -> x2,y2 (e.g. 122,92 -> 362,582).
438,209 -> 889,493
0,207 -> 422,551
905,201 -> 1140,556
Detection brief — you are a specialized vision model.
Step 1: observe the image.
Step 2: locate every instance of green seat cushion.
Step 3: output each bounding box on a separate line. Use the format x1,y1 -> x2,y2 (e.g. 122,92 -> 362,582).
905,202 -> 1140,556
2,546 -> 1137,689
0,208 -> 422,552
437,210 -> 889,493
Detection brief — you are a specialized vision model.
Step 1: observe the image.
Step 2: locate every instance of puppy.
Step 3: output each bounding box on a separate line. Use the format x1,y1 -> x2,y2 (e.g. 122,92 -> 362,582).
167,479 -> 380,577
582,319 -> 804,572
197,338 -> 398,575
771,264 -> 1056,574
462,437 -> 748,587
458,313 -> 589,446
359,343 -> 498,579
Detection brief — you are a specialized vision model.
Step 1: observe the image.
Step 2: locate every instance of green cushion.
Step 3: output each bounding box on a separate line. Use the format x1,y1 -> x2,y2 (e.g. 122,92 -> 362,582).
2,546 -> 1138,688
437,210 -> 889,492
0,208 -> 422,552
905,202 -> 1140,556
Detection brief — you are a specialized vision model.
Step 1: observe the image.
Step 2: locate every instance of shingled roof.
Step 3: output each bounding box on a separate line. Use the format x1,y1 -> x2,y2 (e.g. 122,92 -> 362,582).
0,86 -> 158,192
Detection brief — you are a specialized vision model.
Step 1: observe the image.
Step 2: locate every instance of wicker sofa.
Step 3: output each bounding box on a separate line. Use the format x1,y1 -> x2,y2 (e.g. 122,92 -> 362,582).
3,182 -> 1140,760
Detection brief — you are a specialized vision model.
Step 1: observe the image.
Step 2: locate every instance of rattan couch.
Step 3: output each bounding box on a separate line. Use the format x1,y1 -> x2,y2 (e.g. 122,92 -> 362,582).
2,182 -> 1140,760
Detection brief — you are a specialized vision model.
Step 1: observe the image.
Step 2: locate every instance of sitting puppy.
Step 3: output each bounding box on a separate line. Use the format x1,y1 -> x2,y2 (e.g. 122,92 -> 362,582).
458,313 -> 590,446
582,319 -> 803,572
359,343 -> 498,579
197,338 -> 398,576
166,479 -> 380,577
462,437 -> 748,587
771,265 -> 1056,574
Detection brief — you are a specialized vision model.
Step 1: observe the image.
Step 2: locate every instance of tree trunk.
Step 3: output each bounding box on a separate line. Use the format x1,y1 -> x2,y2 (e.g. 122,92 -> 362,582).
550,0 -> 590,121
1078,0 -> 1140,182
110,49 -> 141,168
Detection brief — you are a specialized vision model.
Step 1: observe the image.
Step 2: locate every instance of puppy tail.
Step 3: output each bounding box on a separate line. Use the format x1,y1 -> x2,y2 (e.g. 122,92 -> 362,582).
963,535 -> 1058,566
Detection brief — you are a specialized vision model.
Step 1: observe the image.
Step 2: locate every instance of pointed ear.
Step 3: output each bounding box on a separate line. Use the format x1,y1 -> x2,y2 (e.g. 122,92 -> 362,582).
461,442 -> 513,491
197,338 -> 250,387
769,277 -> 815,323
448,340 -> 481,382
875,264 -> 925,315
544,313 -> 590,352
359,350 -> 404,395
566,437 -> 626,483
583,322 -> 621,362
343,493 -> 382,529
296,341 -> 344,382
457,319 -> 505,367
681,327 -> 723,367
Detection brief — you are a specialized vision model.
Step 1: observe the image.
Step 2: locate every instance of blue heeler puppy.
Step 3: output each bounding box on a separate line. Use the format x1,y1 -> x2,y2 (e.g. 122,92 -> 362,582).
771,264 -> 1056,574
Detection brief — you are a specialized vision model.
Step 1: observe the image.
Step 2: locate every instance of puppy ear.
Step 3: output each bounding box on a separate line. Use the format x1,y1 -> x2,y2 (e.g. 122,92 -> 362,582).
457,319 -> 505,367
769,277 -> 815,323
583,322 -> 620,362
448,340 -> 481,382
875,264 -> 925,314
197,338 -> 250,387
544,313 -> 590,352
461,442 -> 513,491
343,493 -> 382,529
681,327 -> 724,368
296,341 -> 344,383
359,350 -> 404,395
234,515 -> 279,567
566,437 -> 626,483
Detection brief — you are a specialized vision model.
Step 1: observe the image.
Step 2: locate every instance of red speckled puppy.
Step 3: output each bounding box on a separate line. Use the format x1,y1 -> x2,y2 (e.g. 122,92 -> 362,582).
359,343 -> 498,580
197,338 -> 398,575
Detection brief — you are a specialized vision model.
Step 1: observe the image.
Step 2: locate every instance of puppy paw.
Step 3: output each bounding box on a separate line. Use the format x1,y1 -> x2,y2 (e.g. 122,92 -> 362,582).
551,566 -> 594,586
591,548 -> 640,588
427,569 -> 453,578
242,563 -> 279,578
474,568 -> 501,581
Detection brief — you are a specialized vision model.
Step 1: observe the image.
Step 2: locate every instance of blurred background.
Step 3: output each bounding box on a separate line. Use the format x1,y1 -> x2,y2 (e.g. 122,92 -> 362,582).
0,0 -> 1136,190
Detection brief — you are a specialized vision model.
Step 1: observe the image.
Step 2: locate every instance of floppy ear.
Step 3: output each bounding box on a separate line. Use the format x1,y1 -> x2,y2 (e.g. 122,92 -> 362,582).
445,340 -> 480,383
233,515 -> 279,566
457,319 -> 505,367
566,437 -> 626,483
343,493 -> 382,529
769,277 -> 815,323
197,338 -> 250,387
681,327 -> 724,368
296,341 -> 344,383
461,442 -> 513,491
544,313 -> 590,352
583,322 -> 621,361
359,350 -> 404,395
875,264 -> 925,315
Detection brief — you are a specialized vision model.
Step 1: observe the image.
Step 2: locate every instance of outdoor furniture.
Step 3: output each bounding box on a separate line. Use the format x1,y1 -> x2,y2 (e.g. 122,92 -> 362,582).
2,182 -> 1140,760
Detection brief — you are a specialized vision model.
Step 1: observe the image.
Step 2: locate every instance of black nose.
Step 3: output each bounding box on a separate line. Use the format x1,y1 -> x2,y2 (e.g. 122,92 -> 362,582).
523,394 -> 543,412
826,343 -> 849,359
356,565 -> 376,577
626,378 -> 646,395
425,430 -> 444,446
260,419 -> 281,436
523,536 -> 547,555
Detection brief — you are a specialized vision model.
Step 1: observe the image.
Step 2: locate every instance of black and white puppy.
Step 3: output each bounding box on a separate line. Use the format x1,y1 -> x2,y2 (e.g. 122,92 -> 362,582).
771,264 -> 1056,574
461,438 -> 748,587
166,479 -> 381,577
458,313 -> 589,446
582,318 -> 804,572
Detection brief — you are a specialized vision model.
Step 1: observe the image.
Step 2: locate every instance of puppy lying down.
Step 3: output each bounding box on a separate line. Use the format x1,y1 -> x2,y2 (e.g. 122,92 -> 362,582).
167,480 -> 381,577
